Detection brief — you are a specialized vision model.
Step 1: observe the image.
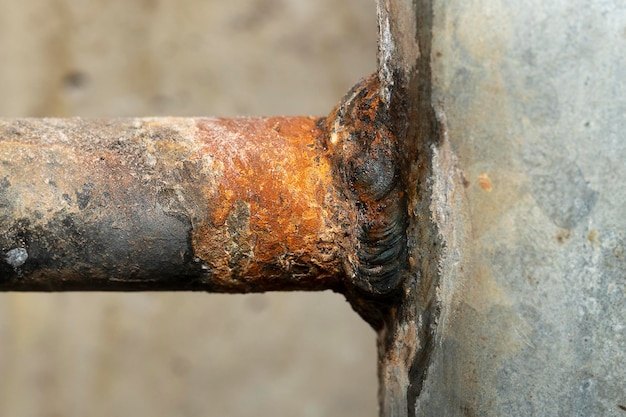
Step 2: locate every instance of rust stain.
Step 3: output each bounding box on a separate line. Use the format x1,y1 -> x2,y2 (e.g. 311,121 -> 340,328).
556,229 -> 571,244
191,117 -> 346,291
477,173 -> 493,192
587,229 -> 598,243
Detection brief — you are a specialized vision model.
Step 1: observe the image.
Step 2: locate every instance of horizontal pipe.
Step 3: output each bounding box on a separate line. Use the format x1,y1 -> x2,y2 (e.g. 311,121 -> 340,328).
0,117 -> 348,292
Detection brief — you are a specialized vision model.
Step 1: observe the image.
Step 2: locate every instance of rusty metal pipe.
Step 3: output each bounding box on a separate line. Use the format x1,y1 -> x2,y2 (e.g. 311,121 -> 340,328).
0,74 -> 409,333
0,116 -> 348,292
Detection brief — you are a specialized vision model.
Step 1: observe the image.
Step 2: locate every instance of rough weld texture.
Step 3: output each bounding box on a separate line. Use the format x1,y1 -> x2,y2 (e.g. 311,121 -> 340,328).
0,117 -> 347,291
321,73 -> 409,300
373,0 -> 449,416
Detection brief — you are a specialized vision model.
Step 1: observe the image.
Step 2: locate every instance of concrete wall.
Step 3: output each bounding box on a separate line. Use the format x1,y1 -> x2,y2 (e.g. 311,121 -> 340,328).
0,1 -> 378,416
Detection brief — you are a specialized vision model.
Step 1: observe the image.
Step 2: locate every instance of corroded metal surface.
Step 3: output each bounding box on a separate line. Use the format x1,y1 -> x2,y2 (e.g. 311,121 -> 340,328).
0,117 -> 347,291
373,1 -> 446,416
192,117 -> 347,292
322,74 -> 408,297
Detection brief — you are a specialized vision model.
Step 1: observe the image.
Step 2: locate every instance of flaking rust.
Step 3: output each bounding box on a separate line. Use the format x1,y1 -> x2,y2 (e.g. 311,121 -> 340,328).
191,117 -> 347,292
0,77 -> 408,305
321,73 -> 409,299
0,117 -> 350,291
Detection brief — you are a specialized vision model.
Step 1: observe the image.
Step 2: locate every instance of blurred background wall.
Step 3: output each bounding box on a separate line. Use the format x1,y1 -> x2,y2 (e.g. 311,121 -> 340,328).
0,1 -> 378,416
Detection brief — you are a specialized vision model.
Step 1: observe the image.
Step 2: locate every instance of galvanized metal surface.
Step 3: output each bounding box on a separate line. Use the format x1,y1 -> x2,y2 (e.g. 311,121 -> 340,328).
372,0 -> 626,416
413,0 -> 626,415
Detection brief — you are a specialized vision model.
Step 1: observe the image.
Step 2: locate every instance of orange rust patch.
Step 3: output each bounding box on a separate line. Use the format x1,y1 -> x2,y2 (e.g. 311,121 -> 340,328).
478,173 -> 493,192
191,117 -> 345,290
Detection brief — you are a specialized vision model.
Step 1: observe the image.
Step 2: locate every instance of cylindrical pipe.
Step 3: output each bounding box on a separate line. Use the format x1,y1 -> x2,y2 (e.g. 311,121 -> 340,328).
0,117 -> 347,292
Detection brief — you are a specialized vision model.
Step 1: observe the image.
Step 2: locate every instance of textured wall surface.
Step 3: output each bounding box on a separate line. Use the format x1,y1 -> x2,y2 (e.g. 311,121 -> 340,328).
416,0 -> 626,415
0,1 -> 378,416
